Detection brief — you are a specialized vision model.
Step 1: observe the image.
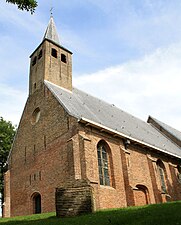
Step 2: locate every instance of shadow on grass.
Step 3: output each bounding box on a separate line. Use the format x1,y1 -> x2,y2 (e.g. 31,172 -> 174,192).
1,201 -> 181,225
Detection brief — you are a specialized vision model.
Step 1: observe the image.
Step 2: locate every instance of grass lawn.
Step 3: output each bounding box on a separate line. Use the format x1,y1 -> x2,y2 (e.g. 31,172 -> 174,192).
0,201 -> 181,225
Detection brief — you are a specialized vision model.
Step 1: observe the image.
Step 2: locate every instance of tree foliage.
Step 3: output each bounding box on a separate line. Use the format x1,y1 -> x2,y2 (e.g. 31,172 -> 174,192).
6,0 -> 38,14
0,117 -> 16,207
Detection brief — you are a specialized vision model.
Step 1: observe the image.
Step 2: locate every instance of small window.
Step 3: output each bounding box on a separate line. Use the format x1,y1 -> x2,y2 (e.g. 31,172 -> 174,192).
51,48 -> 57,58
32,56 -> 37,66
38,50 -> 42,59
34,83 -> 37,90
61,54 -> 67,63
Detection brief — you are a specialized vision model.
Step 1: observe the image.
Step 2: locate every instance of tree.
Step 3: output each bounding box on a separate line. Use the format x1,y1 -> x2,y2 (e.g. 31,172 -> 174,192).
5,0 -> 38,14
0,117 -> 16,215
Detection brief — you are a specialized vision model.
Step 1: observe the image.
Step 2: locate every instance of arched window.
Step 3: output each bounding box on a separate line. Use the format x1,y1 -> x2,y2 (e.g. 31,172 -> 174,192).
97,141 -> 110,186
32,193 -> 41,214
51,48 -> 57,58
61,54 -> 67,63
157,160 -> 167,193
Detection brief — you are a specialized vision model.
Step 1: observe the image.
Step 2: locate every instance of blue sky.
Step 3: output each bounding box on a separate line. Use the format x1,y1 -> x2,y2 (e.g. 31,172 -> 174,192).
0,0 -> 181,131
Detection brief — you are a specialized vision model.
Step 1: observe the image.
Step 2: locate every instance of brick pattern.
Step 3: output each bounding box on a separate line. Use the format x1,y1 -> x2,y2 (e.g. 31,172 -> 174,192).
29,40 -> 72,96
120,147 -> 135,206
6,86 -> 78,217
56,179 -> 93,217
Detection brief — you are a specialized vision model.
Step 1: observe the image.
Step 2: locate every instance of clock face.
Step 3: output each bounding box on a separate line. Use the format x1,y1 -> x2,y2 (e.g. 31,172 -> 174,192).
31,107 -> 41,125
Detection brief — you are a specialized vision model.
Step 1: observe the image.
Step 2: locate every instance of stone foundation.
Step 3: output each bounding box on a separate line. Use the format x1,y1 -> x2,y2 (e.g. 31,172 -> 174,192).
55,179 -> 93,217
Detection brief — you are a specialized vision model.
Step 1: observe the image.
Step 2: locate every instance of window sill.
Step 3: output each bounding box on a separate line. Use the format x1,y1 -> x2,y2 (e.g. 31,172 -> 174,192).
100,185 -> 115,190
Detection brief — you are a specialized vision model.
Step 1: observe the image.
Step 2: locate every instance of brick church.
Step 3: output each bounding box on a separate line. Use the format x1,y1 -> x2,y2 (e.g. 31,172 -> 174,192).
3,17 -> 181,217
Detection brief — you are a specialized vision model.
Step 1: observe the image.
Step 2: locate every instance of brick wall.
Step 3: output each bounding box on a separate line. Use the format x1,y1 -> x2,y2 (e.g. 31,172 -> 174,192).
56,179 -> 93,217
8,86 -> 79,217
78,124 -> 181,210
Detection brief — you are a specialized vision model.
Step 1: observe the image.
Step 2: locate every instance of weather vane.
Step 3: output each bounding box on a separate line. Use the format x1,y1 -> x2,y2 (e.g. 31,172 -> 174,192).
50,7 -> 53,16
50,0 -> 53,16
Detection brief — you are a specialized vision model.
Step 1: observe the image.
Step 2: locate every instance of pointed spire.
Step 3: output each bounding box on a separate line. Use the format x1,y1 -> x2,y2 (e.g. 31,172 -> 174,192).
43,16 -> 60,45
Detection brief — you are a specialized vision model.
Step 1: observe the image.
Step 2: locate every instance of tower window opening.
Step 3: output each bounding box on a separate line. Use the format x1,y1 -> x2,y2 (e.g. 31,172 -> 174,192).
34,83 -> 37,90
51,48 -> 57,58
38,50 -> 42,59
32,56 -> 37,66
61,54 -> 67,63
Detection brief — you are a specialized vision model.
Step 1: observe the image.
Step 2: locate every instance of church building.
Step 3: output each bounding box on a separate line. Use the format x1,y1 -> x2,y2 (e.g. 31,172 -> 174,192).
3,17 -> 181,217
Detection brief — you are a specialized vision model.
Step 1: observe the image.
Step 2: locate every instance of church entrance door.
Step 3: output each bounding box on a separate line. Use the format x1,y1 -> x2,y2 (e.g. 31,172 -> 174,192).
33,193 -> 41,214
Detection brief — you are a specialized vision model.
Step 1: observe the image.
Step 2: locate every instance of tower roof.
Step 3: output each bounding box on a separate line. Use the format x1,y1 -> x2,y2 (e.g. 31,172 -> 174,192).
43,16 -> 60,45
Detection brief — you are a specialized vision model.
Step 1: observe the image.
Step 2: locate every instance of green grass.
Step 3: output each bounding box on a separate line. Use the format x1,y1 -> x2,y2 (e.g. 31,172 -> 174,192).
1,201 -> 181,225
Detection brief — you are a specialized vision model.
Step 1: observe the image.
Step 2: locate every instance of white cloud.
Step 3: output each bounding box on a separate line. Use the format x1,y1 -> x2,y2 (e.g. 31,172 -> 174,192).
74,43 -> 181,131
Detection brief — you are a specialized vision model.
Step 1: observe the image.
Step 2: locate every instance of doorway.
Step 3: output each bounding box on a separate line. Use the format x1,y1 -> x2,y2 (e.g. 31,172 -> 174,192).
33,193 -> 41,214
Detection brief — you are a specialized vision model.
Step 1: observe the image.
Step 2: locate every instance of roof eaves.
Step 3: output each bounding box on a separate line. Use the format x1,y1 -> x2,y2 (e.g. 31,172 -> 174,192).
79,117 -> 181,160
30,39 -> 73,58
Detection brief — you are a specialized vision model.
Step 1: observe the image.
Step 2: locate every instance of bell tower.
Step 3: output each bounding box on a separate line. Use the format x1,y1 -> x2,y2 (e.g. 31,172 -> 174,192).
29,17 -> 72,95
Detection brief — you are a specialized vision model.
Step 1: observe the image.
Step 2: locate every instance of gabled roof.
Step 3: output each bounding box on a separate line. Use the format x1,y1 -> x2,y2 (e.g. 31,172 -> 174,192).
43,16 -> 60,45
148,116 -> 181,148
45,80 -> 181,159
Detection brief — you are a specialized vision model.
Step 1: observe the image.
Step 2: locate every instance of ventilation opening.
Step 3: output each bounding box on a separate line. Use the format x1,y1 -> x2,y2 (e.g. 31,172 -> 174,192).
32,56 -> 37,66
38,50 -> 42,59
51,48 -> 57,58
61,54 -> 67,63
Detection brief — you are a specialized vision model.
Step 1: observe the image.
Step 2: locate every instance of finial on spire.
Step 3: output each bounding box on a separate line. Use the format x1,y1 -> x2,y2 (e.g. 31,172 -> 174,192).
50,7 -> 53,16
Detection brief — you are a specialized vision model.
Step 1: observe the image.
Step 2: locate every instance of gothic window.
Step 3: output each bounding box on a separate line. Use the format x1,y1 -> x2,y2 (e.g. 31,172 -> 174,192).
157,160 -> 167,193
61,54 -> 67,63
32,56 -> 37,66
97,141 -> 110,186
51,48 -> 57,58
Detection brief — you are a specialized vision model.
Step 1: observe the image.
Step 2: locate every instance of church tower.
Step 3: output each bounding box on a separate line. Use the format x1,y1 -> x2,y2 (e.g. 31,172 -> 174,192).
29,17 -> 72,95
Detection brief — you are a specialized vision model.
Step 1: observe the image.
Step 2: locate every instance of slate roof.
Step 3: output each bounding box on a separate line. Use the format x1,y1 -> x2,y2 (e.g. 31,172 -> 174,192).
148,116 -> 181,144
44,80 -> 181,159
43,16 -> 60,45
